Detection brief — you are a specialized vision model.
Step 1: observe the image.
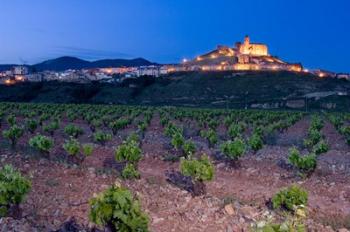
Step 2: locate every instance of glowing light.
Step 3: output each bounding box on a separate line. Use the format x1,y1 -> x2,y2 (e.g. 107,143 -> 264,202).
202,66 -> 209,71
210,54 -> 217,59
272,65 -> 278,70
182,58 -> 188,63
319,72 -> 325,78
196,57 -> 202,61
303,69 -> 309,73
4,79 -> 15,85
15,75 -> 24,81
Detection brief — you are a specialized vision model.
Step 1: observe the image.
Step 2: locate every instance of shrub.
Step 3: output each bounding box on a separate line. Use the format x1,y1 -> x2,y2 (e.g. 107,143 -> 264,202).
310,115 -> 323,130
312,140 -> 329,155
43,120 -> 60,136
115,140 -> 142,164
89,186 -> 149,231
228,123 -> 244,139
180,155 -> 214,182
200,129 -> 218,147
171,132 -> 184,150
138,122 -> 147,132
25,119 -> 38,134
29,134 -> 54,154
82,144 -> 94,156
164,123 -> 182,137
183,140 -> 196,157
254,219 -> 306,232
39,113 -> 50,125
63,138 -> 80,156
248,132 -> 263,151
64,124 -> 84,138
126,133 -> 140,144
272,185 -> 308,211
2,125 -> 24,148
109,119 -> 130,135
221,138 -> 246,161
115,140 -> 142,180
0,165 -> 31,217
93,131 -> 112,144
121,163 -> 140,180
180,155 -> 215,196
304,128 -> 321,148
288,147 -> 316,174
6,115 -> 16,126
89,119 -> 102,132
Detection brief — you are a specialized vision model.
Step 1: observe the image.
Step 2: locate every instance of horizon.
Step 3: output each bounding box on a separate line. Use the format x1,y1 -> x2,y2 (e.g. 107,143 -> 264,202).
0,0 -> 349,72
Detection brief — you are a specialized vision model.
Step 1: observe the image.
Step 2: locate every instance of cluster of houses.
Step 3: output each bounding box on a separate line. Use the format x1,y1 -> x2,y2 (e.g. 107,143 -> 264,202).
0,36 -> 349,85
0,65 -> 173,85
0,64 -> 349,86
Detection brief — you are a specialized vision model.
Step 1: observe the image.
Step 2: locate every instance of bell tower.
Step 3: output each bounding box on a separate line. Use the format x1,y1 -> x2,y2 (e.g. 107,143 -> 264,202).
244,35 -> 250,46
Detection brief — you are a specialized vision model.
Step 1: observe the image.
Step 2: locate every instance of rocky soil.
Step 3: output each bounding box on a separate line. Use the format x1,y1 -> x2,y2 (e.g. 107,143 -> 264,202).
0,115 -> 349,232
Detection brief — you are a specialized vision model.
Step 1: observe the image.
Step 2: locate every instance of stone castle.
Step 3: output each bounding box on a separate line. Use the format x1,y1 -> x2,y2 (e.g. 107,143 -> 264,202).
180,36 -> 302,72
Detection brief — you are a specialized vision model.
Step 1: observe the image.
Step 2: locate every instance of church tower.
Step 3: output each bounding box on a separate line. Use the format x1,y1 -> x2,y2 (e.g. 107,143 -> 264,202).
244,35 -> 250,46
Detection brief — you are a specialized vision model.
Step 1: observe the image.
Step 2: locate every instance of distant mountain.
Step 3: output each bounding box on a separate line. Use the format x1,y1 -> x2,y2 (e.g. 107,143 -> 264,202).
0,56 -> 157,72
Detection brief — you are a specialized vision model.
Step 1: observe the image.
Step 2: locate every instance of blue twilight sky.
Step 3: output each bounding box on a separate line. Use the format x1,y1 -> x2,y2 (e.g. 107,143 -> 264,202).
0,0 -> 349,72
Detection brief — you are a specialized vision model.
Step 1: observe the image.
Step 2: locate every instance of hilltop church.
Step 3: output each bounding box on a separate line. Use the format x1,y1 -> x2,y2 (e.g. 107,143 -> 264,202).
182,36 -> 302,72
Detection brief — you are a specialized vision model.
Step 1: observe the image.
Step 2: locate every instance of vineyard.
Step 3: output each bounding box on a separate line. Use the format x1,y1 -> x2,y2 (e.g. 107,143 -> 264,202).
0,102 -> 349,231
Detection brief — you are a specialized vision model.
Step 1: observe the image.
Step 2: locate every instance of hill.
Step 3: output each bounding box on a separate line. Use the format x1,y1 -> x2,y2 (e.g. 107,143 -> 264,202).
0,56 -> 156,72
0,71 -> 349,111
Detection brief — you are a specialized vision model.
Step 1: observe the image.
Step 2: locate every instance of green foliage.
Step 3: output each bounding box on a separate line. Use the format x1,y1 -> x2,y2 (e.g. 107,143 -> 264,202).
180,155 -> 215,182
25,119 -> 38,134
115,140 -> 142,164
138,121 -> 148,132
63,138 -> 80,156
121,163 -> 140,180
312,140 -> 329,155
110,119 -> 130,135
272,185 -> 308,211
228,123 -> 244,139
254,219 -> 306,232
43,120 -> 60,136
248,132 -> 264,151
2,125 -> 24,147
0,165 -> 31,217
221,138 -> 246,161
288,148 -> 316,173
171,132 -> 184,150
164,123 -> 183,137
64,124 -> 84,138
304,129 -> 321,148
39,113 -> 50,125
82,144 -> 94,156
310,115 -> 323,131
89,186 -> 149,232
29,134 -> 54,154
93,131 -> 112,144
183,140 -> 196,157
89,119 -> 102,132
6,115 -> 16,126
200,129 -> 218,147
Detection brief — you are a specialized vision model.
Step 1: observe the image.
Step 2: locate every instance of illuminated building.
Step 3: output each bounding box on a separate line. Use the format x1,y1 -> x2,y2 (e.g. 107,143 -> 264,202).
176,35 -> 303,73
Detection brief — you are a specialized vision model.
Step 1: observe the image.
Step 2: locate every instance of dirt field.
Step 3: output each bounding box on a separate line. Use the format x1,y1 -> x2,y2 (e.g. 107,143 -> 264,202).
0,112 -> 349,232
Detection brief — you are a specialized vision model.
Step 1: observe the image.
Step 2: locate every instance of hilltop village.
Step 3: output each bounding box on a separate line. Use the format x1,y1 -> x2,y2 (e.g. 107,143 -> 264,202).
0,36 -> 349,85
177,36 -> 303,72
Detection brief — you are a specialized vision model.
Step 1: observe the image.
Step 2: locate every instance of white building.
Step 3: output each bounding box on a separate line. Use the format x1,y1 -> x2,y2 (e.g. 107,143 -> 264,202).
13,66 -> 29,75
